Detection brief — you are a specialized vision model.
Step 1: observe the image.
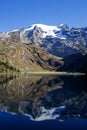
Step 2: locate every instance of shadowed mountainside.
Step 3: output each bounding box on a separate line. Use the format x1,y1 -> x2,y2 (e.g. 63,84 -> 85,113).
59,51 -> 87,73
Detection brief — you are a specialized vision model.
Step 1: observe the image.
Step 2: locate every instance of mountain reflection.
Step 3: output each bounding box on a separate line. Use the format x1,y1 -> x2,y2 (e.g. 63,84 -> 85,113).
0,75 -> 87,121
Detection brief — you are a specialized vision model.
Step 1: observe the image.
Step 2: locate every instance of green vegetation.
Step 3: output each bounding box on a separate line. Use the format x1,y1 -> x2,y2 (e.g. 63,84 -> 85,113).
0,39 -> 63,73
0,60 -> 20,73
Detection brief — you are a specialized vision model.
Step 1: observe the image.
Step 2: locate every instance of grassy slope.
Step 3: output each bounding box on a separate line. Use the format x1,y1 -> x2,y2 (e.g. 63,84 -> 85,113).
0,39 -> 63,73
0,60 -> 19,73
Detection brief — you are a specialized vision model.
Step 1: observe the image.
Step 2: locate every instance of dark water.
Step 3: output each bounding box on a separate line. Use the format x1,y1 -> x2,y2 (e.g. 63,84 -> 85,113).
0,74 -> 87,130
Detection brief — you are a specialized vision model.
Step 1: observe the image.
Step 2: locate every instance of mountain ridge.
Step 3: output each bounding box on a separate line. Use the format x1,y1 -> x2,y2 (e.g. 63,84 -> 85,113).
0,23 -> 87,57
0,23 -> 87,73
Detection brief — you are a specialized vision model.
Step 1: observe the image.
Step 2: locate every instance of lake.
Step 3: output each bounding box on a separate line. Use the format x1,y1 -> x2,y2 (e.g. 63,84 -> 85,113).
0,74 -> 87,130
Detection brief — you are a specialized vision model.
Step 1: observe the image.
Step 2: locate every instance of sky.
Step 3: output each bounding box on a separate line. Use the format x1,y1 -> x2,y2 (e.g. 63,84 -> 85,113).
0,0 -> 87,32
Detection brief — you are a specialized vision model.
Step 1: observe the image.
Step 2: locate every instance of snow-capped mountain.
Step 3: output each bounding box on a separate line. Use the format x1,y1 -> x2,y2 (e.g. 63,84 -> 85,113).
0,24 -> 87,57
0,24 -> 66,41
26,24 -> 62,38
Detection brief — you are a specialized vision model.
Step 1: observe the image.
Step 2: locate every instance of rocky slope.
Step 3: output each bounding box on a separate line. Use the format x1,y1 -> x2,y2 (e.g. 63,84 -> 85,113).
0,39 -> 63,72
0,24 -> 87,57
0,23 -> 87,73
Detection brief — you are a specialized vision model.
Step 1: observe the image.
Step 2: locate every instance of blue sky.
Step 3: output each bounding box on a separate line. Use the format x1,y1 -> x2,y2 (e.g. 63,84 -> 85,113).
0,0 -> 87,32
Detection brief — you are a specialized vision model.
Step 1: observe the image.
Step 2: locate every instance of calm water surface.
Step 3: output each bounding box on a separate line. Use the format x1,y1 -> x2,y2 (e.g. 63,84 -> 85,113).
0,74 -> 87,130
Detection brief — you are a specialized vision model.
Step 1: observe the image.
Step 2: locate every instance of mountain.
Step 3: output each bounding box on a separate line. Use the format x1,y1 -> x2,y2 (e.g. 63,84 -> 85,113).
0,39 -> 63,72
0,24 -> 87,57
59,50 -> 87,73
0,23 -> 87,73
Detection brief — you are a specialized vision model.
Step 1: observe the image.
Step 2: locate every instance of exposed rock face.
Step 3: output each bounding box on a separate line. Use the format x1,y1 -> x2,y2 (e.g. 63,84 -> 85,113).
41,26 -> 87,57
19,26 -> 43,44
0,24 -> 87,57
28,26 -> 43,44
0,24 -> 87,73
